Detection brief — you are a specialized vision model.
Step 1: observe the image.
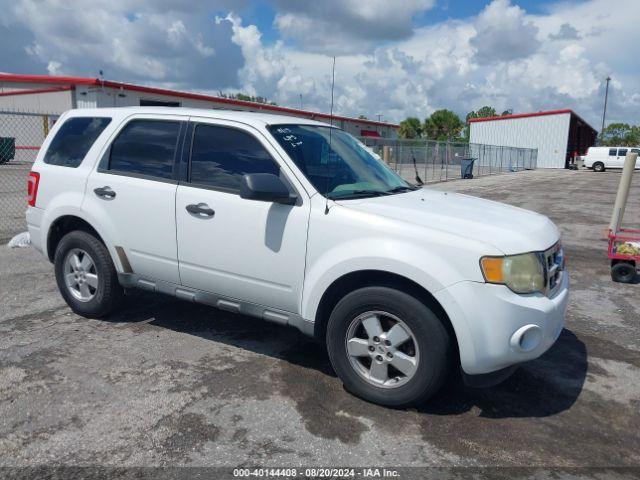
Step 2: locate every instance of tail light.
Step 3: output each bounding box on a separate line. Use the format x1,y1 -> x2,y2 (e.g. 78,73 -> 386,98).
27,171 -> 40,207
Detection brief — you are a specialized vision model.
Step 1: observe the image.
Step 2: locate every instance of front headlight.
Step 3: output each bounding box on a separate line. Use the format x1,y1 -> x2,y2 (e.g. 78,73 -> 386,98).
480,252 -> 545,294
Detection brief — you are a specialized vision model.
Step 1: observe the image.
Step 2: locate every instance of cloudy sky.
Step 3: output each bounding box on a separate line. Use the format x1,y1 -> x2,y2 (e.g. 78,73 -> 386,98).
1,0 -> 638,127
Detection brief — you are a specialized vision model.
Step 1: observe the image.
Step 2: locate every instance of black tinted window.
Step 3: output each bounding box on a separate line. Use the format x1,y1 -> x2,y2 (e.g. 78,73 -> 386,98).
618,148 -> 628,157
190,125 -> 279,191
609,148 -> 617,156
44,117 -> 111,167
109,120 -> 180,179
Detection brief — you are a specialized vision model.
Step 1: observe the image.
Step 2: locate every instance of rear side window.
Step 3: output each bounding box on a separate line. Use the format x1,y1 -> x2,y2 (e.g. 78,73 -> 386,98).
618,148 -> 628,157
109,120 -> 180,179
609,148 -> 617,156
44,117 -> 111,167
189,124 -> 279,191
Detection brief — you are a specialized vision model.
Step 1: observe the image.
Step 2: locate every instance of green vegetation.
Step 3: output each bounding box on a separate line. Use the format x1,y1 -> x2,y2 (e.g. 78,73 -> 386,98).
398,117 -> 422,139
398,105 -> 512,141
218,92 -> 277,106
600,123 -> 640,146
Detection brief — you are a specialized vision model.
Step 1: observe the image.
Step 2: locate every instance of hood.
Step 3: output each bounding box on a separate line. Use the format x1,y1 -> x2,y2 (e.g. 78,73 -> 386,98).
337,188 -> 560,255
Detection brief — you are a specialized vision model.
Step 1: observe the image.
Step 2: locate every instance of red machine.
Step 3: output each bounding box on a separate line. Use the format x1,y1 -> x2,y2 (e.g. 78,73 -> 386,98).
608,152 -> 639,283
608,228 -> 640,283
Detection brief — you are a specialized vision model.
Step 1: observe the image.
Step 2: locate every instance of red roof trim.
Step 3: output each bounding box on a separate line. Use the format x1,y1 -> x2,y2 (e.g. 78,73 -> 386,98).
468,109 -> 574,123
0,85 -> 74,97
0,73 -> 398,129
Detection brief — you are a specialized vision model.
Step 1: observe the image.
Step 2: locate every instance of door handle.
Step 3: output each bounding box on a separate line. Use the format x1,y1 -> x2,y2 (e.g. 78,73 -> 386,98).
186,203 -> 215,217
94,186 -> 116,199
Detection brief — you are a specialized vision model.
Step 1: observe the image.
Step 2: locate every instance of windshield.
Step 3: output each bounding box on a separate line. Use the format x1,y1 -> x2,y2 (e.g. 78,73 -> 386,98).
267,124 -> 413,199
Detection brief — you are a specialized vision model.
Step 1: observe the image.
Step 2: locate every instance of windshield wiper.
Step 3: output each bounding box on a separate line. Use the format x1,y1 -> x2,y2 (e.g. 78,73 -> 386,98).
386,185 -> 420,194
327,189 -> 391,200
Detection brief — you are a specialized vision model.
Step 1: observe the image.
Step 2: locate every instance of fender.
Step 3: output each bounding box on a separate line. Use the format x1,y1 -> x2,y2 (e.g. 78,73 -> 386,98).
301,237 -> 470,322
42,204 -> 124,272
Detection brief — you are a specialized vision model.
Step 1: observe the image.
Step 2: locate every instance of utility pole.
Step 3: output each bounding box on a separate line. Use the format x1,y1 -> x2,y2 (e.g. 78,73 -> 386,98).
600,76 -> 611,144
299,94 -> 303,110
376,114 -> 383,122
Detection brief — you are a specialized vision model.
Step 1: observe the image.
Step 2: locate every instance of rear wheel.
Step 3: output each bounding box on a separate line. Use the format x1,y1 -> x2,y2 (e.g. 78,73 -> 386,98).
611,262 -> 636,283
593,162 -> 605,172
326,286 -> 450,408
54,231 -> 123,318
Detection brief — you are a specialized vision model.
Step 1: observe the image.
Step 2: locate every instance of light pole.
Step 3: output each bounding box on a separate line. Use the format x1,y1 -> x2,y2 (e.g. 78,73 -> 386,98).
600,76 -> 611,144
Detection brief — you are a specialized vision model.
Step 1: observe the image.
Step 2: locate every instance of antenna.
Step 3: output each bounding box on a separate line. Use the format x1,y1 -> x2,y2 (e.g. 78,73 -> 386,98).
325,56 -> 336,215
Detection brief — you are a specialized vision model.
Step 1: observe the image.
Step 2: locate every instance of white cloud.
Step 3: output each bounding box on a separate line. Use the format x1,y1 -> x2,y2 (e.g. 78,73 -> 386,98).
225,0 -> 640,127
272,0 -> 437,54
1,0 -> 638,129
470,0 -> 540,64
5,0 -> 244,89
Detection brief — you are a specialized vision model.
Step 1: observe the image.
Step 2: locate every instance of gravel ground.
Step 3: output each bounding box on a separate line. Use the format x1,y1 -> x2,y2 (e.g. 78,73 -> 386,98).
0,168 -> 639,475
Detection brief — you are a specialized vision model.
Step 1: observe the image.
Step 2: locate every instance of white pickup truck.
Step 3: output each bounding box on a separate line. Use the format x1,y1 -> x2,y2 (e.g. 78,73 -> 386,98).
26,108 -> 568,407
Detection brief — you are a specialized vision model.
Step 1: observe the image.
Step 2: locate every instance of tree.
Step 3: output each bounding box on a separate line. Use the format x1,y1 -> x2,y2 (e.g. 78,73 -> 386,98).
466,106 -> 497,122
601,123 -> 640,146
217,91 -> 277,106
358,114 -> 368,120
398,117 -> 422,139
424,110 -> 464,141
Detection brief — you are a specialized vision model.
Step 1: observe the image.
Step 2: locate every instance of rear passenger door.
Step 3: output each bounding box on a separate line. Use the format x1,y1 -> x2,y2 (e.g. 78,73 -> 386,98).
84,116 -> 186,284
175,119 -> 310,314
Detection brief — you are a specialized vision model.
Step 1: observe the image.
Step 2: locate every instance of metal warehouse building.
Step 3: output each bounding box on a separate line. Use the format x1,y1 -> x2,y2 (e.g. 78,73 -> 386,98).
0,73 -> 398,138
469,109 -> 597,169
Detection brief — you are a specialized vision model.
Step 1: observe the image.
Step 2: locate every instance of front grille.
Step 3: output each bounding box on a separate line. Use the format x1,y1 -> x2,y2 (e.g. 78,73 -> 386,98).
542,243 -> 564,296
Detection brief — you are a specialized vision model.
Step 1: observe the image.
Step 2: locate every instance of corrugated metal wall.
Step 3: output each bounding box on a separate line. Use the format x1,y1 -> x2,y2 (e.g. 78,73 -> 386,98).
0,85 -> 73,114
91,87 -> 395,138
469,113 -> 570,168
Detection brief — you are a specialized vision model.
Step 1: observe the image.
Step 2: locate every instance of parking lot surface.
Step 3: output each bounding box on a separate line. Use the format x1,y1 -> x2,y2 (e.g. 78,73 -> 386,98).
0,169 -> 639,470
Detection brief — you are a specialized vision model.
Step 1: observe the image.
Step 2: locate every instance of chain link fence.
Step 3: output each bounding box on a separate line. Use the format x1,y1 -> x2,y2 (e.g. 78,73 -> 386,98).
0,111 -> 59,242
358,137 -> 537,185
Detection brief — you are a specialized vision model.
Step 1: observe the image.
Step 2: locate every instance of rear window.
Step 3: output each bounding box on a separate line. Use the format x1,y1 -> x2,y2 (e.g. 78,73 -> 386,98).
108,120 -> 180,180
44,117 -> 111,167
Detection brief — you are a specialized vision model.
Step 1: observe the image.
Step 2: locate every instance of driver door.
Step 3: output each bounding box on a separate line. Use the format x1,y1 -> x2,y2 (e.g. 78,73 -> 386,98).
175,119 -> 310,314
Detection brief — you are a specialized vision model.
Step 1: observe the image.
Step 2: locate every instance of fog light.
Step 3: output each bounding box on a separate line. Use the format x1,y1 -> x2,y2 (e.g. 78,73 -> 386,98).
510,325 -> 543,352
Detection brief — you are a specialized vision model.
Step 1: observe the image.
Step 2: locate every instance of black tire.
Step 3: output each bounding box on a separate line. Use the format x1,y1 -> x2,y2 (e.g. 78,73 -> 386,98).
326,286 -> 451,408
611,262 -> 636,283
593,162 -> 605,172
54,230 -> 123,318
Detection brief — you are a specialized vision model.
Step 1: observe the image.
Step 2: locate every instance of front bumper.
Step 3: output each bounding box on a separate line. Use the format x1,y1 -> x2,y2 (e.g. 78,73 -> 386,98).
434,272 -> 569,376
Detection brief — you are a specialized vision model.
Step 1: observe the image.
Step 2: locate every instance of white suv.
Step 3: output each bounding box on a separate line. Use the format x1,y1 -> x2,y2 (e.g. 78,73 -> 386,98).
26,108 -> 568,407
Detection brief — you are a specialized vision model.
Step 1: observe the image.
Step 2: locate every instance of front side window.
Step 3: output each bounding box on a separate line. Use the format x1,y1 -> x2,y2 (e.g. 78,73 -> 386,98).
268,124 -> 411,199
189,124 -> 280,191
109,120 -> 180,179
44,117 -> 111,167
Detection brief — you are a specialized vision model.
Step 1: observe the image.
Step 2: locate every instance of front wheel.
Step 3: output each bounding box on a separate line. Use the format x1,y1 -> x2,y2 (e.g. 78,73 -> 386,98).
54,230 -> 123,318
326,286 -> 451,408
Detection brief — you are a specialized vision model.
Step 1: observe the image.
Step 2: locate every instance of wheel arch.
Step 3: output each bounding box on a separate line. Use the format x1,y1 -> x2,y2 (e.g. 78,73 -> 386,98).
47,215 -> 108,263
313,269 -> 460,363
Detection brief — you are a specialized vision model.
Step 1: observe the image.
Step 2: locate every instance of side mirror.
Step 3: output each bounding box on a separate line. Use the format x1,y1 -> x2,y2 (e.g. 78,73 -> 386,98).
240,173 -> 297,205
